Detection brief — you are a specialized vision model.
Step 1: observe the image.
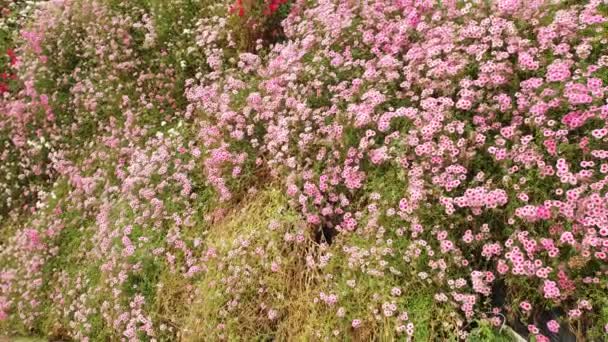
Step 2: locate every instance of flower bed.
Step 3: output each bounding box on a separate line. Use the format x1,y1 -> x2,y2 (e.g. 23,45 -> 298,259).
1,0 -> 608,340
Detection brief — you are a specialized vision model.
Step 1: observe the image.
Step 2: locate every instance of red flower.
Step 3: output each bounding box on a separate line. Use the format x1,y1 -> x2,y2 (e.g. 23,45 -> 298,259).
230,0 -> 245,17
267,0 -> 287,15
7,49 -> 17,65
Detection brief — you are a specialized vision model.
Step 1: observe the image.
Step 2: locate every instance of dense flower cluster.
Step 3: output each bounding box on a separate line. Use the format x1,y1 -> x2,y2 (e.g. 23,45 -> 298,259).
1,0 -> 608,340
187,0 -> 608,339
0,0 -> 211,340
0,0 -> 42,218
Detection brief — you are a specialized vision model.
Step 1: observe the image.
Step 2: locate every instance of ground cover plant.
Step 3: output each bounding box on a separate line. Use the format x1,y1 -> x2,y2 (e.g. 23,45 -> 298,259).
1,0 -> 608,341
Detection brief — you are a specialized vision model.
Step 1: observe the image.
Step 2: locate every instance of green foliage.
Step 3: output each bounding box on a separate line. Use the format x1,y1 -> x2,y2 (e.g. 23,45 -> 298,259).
468,320 -> 514,342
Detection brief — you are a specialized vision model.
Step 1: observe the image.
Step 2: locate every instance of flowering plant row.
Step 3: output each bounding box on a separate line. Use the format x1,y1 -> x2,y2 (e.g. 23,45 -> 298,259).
0,0 -> 608,341
189,0 -> 608,339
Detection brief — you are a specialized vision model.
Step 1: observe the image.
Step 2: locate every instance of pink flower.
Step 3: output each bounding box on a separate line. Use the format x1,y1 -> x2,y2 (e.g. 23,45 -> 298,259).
547,320 -> 560,333
546,60 -> 571,82
543,280 -> 561,299
528,324 -> 539,334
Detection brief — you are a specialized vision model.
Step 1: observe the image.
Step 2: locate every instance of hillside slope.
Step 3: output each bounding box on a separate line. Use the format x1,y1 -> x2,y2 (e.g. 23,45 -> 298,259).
1,0 -> 608,341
